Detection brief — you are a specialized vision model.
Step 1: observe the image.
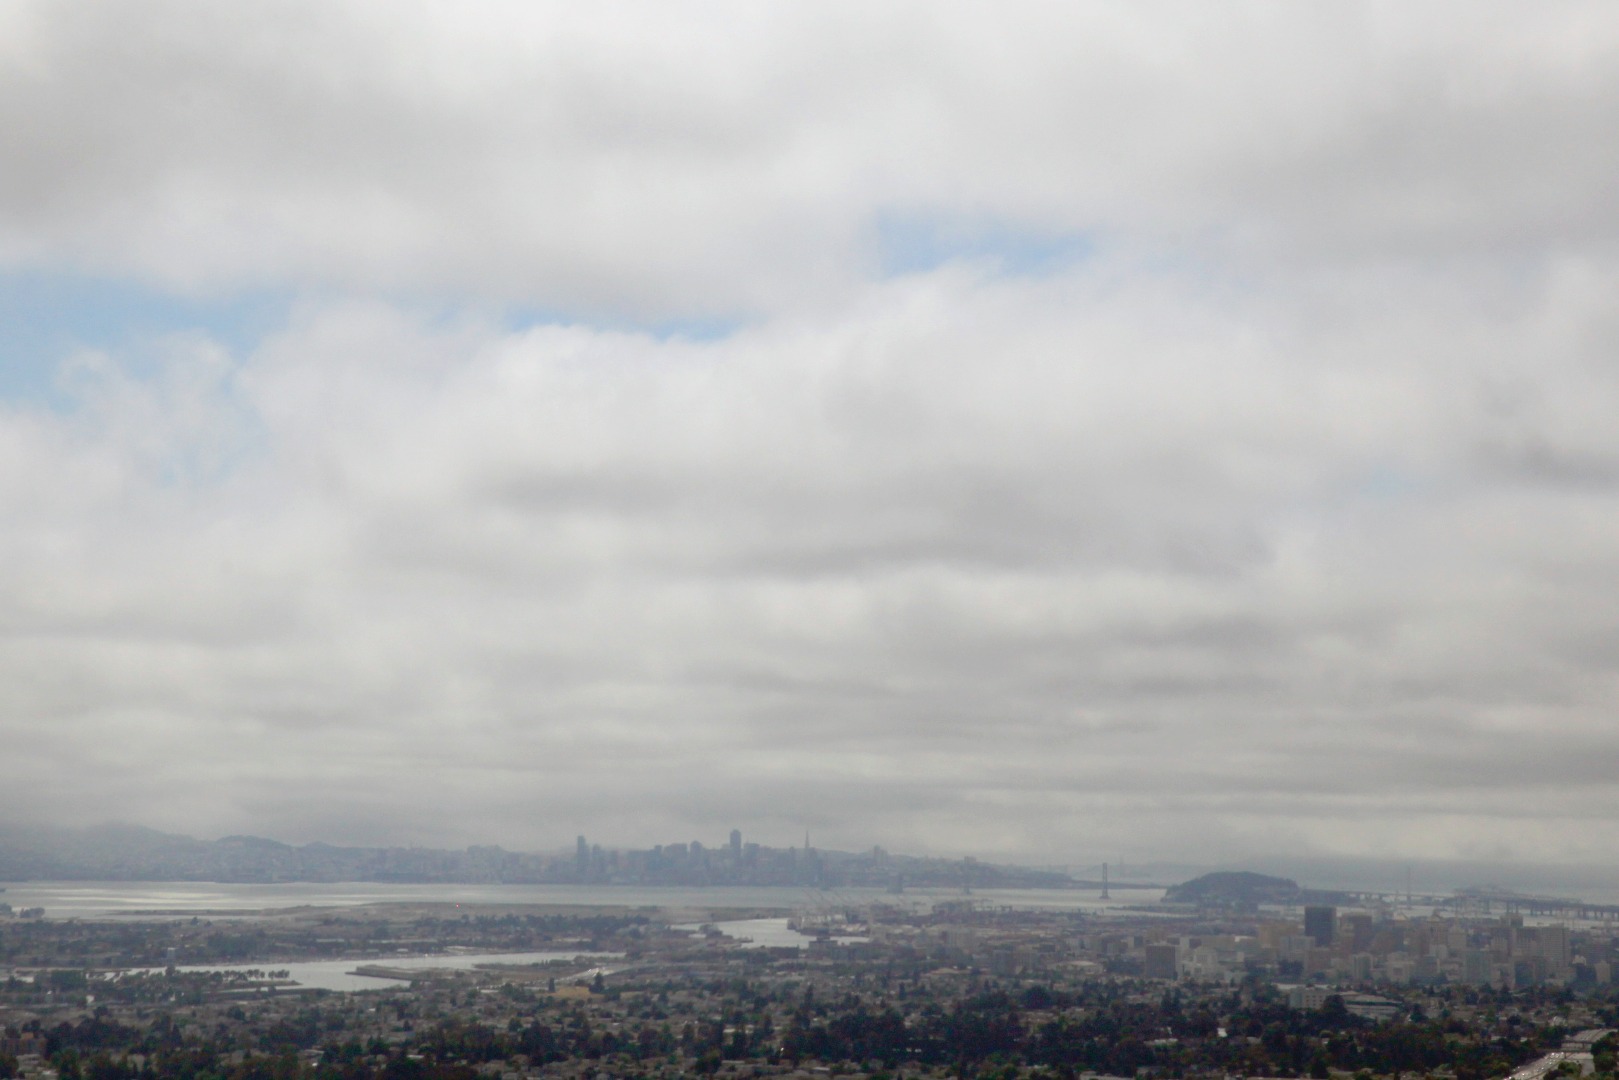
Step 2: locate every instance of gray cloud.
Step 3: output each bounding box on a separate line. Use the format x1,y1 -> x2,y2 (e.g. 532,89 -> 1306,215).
2,3 -> 1619,868
3,252 -> 1619,864
5,3 -> 1619,311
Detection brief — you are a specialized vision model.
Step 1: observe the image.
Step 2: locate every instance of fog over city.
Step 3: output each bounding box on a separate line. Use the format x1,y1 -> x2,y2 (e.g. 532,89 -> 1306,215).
3,3 -> 1619,872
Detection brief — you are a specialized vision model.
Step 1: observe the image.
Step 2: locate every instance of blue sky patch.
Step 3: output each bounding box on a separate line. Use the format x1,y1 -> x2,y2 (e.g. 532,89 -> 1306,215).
0,273 -> 751,412
875,211 -> 1095,278
0,271 -> 293,410
1359,465 -> 1425,501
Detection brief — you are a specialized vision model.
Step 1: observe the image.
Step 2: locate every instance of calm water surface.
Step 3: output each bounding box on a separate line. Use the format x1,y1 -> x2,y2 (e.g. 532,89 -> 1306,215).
148,950 -> 621,992
0,881 -> 1165,919
678,917 -> 870,949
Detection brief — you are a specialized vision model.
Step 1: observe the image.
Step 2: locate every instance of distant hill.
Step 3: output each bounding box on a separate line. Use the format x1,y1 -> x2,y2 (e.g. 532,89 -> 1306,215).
1163,870 -> 1302,906
1163,870 -> 1356,908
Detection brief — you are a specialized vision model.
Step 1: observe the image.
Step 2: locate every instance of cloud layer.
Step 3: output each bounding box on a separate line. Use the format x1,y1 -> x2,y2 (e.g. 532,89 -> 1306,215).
2,2 -> 1619,865
8,2 -> 1619,312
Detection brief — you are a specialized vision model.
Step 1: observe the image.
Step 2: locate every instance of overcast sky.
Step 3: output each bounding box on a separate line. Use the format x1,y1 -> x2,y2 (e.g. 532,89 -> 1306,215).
3,2 -> 1619,868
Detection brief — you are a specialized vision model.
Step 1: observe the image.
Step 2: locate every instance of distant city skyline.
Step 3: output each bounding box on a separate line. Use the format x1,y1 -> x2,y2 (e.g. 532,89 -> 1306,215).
11,820 -> 1619,905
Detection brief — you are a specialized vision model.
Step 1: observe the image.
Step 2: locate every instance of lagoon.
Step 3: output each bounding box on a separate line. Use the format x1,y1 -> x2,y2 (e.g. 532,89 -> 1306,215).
166,950 -> 619,992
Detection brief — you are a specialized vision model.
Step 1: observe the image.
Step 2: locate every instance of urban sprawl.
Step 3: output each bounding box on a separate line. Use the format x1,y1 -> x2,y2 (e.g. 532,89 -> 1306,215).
4,858 -> 1619,1080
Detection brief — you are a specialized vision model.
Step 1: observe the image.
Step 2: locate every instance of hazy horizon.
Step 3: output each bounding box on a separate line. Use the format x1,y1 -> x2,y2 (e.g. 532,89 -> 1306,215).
4,4 -> 1619,869
13,820 -> 1619,904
